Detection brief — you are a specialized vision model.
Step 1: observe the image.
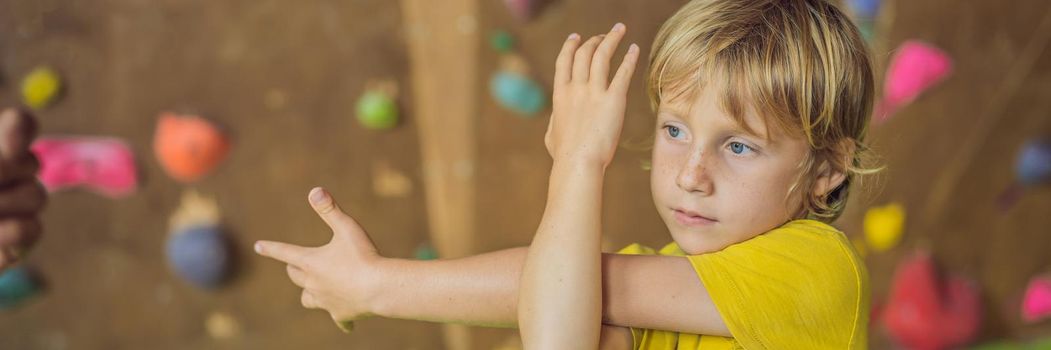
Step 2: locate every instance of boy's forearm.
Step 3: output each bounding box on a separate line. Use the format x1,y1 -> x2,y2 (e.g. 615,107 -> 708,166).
369,245 -> 620,330
367,244 -> 730,337
519,161 -> 606,349
370,247 -> 527,328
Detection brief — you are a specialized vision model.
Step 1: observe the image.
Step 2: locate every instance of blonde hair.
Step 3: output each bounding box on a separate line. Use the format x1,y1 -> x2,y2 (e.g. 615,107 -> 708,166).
646,0 -> 880,222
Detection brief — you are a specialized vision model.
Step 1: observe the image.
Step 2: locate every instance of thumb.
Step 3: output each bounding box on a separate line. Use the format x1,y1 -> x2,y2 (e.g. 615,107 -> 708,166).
0,109 -> 37,161
308,187 -> 379,253
309,187 -> 356,232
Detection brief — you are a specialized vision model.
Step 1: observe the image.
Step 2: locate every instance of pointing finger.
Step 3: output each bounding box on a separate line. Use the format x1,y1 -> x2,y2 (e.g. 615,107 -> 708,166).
254,240 -> 307,266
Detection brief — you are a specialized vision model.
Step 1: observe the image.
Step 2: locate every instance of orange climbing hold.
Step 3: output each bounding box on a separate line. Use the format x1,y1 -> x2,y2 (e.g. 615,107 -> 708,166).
153,112 -> 230,183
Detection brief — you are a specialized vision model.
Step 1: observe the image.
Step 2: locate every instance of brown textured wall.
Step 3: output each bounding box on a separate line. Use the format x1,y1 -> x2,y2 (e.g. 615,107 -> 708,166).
0,0 -> 1049,348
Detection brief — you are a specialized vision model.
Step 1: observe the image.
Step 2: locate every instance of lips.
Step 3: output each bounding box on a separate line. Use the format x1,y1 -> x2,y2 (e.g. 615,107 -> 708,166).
673,208 -> 717,227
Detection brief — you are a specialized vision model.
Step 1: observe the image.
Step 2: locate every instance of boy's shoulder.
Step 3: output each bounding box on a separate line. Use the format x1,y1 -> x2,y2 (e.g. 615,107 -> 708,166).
620,219 -> 858,259
752,219 -> 857,254
692,219 -> 867,285
691,219 -> 870,348
617,219 -> 868,300
621,220 -> 870,348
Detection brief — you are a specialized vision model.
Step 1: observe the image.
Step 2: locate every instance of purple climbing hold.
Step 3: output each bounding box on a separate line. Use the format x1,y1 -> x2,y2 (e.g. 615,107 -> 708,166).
1016,139 -> 1051,186
166,225 -> 231,289
848,0 -> 881,18
504,0 -> 535,21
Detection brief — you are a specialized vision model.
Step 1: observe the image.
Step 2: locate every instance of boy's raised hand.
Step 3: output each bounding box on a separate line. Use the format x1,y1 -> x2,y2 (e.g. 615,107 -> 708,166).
254,187 -> 382,332
544,23 -> 640,170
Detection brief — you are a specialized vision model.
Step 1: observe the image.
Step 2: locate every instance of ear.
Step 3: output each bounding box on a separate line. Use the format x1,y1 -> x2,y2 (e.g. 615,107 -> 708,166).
811,139 -> 856,198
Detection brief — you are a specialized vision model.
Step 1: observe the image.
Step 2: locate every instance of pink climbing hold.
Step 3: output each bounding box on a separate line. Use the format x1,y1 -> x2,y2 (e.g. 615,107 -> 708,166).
882,251 -> 981,350
874,40 -> 953,123
504,0 -> 535,20
1023,276 -> 1051,323
31,136 -> 138,198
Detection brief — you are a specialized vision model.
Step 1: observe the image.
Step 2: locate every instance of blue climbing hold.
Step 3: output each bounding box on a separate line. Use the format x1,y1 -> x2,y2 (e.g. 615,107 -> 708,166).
166,225 -> 230,289
1017,139 -> 1051,186
0,266 -> 40,309
490,70 -> 546,117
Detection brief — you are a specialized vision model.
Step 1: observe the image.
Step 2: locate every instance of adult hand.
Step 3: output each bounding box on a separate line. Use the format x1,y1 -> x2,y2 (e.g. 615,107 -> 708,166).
0,108 -> 46,271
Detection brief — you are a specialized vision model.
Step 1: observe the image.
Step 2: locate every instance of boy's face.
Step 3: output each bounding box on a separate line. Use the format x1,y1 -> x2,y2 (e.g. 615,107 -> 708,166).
650,83 -> 811,255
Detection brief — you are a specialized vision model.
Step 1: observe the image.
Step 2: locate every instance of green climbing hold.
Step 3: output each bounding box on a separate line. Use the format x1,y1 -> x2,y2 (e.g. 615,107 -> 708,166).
356,90 -> 398,130
414,243 -> 438,261
491,30 -> 515,53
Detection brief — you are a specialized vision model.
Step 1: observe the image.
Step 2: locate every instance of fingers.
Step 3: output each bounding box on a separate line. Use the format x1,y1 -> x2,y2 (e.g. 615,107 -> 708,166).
0,235 -> 29,269
254,240 -> 307,266
0,108 -> 38,161
0,181 -> 46,215
560,24 -> 633,91
286,264 -> 307,288
544,114 -> 554,155
0,153 -> 40,185
0,108 -> 41,185
609,43 -> 641,94
301,290 -> 318,309
0,216 -> 42,250
554,33 -> 581,88
571,35 -> 605,83
590,23 -> 627,87
0,250 -> 10,271
0,247 -> 21,267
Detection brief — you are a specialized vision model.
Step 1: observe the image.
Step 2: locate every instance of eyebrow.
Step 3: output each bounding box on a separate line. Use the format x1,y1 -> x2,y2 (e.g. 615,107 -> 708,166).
656,106 -> 687,118
657,107 -> 772,143
733,122 -> 770,142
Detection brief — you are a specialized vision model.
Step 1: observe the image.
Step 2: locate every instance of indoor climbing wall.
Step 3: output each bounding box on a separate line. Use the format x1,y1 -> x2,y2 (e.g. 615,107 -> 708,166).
0,0 -> 1049,349
837,0 -> 1051,348
0,0 -> 442,349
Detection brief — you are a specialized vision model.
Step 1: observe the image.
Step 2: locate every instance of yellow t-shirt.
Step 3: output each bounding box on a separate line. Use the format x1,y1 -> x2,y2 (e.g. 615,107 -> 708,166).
618,219 -> 869,349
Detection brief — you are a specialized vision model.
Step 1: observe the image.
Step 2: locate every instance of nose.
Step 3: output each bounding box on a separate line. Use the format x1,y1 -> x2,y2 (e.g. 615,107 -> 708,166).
676,148 -> 714,194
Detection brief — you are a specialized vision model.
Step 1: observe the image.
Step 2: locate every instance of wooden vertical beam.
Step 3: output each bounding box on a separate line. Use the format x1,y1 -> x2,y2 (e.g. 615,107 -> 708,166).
400,0 -> 479,349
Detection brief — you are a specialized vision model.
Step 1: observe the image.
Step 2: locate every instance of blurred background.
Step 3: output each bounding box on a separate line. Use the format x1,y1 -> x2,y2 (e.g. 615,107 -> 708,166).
0,0 -> 1049,349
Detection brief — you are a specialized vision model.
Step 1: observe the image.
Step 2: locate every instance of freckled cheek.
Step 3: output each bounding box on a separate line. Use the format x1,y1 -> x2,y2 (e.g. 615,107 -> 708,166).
717,165 -> 779,219
717,177 -> 757,217
737,173 -> 796,226
655,141 -> 691,166
651,144 -> 684,197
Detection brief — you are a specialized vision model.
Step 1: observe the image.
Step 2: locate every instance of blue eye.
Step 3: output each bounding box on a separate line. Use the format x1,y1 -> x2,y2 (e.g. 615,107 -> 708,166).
663,125 -> 682,139
728,141 -> 755,155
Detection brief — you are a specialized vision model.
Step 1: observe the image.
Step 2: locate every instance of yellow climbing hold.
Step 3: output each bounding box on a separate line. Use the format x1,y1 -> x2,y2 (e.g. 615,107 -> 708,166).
864,202 -> 906,253
21,66 -> 62,110
205,311 -> 241,339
